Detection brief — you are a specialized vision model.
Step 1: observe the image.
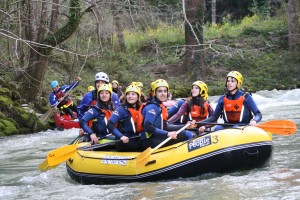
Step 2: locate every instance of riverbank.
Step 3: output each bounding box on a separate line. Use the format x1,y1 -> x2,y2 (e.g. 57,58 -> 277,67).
0,79 -> 50,137
1,14 -> 299,136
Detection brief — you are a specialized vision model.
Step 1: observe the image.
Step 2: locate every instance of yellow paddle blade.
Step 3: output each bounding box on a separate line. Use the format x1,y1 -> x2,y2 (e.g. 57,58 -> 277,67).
39,159 -> 59,172
136,147 -> 152,169
47,144 -> 78,167
136,123 -> 191,169
258,120 -> 297,135
39,159 -> 49,171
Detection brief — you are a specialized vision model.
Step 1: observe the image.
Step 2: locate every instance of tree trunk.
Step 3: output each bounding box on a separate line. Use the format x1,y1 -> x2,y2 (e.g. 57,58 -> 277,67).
111,2 -> 126,52
21,0 -> 82,102
49,0 -> 59,32
211,0 -> 216,25
183,0 -> 207,79
288,0 -> 300,53
114,15 -> 126,52
90,5 -> 103,50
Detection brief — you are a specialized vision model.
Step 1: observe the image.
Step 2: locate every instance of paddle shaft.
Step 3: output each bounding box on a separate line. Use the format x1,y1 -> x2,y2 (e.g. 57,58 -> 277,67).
196,122 -> 247,126
196,120 -> 285,127
81,135 -> 140,151
152,123 -> 191,151
136,123 -> 191,169
196,120 -> 297,135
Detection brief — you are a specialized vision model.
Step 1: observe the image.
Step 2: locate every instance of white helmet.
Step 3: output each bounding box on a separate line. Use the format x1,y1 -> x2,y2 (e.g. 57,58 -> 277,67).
95,72 -> 109,83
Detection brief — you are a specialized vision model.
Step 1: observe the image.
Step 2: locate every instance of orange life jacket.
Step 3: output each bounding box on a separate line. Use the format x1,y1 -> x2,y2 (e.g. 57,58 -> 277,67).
91,105 -> 113,132
223,95 -> 245,123
102,109 -> 113,122
126,107 -> 144,133
189,102 -> 210,122
160,103 -> 168,121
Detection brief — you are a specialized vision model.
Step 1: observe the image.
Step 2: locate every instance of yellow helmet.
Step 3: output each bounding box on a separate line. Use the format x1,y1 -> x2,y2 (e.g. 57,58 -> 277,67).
135,81 -> 143,88
112,80 -> 119,86
97,84 -> 112,96
192,81 -> 208,100
87,85 -> 95,92
151,79 -> 169,95
125,84 -> 141,97
226,71 -> 243,89
150,81 -> 155,88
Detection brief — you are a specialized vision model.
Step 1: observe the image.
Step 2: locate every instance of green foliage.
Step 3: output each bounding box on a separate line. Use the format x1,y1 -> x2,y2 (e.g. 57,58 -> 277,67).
250,0 -> 270,19
0,118 -> 18,136
57,12 -> 297,98
124,23 -> 184,51
0,1 -> 299,137
0,87 -> 11,96
205,15 -> 287,40
0,95 -> 13,107
43,0 -> 82,54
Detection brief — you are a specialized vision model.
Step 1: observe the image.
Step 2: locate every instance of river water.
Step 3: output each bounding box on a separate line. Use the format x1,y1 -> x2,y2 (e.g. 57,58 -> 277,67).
0,89 -> 299,200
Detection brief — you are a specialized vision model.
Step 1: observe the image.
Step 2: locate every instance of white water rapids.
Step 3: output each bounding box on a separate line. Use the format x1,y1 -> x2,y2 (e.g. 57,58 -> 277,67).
0,89 -> 299,200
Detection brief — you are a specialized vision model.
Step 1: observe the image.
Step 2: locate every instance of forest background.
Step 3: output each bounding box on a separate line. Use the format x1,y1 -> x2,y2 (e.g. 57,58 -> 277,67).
0,0 -> 299,136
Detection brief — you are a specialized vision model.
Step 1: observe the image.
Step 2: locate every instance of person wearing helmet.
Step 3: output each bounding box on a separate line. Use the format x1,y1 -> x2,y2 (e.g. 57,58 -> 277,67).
140,79 -> 194,151
82,86 -> 95,98
87,85 -> 95,92
107,84 -> 143,151
77,72 -> 120,123
200,71 -> 262,132
79,84 -> 114,144
48,77 -> 81,119
147,81 -> 156,102
133,81 -> 148,103
112,80 -> 124,103
167,81 -> 214,134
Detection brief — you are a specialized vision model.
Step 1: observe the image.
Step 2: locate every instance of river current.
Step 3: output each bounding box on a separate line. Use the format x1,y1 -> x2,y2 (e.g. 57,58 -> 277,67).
0,89 -> 299,200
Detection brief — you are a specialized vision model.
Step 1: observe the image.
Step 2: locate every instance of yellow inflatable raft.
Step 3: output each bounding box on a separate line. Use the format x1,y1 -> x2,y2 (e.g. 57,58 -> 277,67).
66,126 -> 273,184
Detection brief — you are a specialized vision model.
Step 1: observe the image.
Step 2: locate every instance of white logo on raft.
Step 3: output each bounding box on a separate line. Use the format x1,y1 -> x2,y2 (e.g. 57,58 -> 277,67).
188,135 -> 211,152
101,156 -> 129,165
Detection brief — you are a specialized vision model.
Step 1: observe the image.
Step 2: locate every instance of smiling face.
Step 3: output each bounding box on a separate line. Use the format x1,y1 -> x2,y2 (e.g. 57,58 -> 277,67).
155,86 -> 168,102
226,77 -> 238,92
112,83 -> 118,89
95,80 -> 106,90
191,85 -> 200,97
126,92 -> 138,104
99,90 -> 111,102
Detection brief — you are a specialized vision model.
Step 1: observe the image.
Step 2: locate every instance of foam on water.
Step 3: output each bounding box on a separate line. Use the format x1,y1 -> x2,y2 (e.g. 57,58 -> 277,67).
0,89 -> 299,200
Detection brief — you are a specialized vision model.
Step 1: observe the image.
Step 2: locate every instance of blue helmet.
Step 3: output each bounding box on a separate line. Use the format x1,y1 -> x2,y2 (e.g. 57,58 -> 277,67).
50,80 -> 59,88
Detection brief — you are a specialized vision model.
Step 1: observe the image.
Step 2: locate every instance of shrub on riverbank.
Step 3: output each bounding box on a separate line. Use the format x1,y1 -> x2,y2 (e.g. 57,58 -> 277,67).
0,79 -> 49,136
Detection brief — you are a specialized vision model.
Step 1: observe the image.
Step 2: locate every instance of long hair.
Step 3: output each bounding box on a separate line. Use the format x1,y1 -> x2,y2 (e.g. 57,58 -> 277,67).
187,96 -> 206,115
98,95 -> 114,110
124,97 -> 142,110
